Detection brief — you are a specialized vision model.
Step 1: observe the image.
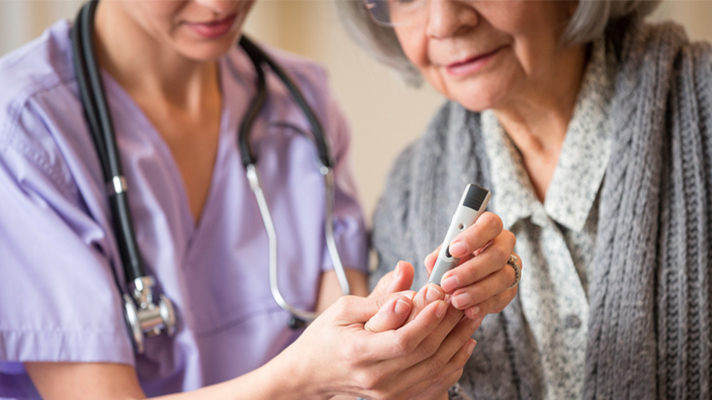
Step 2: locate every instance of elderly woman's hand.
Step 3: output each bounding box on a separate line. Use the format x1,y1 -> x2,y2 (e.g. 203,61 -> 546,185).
425,212 -> 521,320
363,262 -> 482,399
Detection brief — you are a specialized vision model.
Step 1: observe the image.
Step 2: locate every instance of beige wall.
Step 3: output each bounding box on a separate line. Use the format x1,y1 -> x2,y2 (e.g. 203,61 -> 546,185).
245,1 -> 712,221
2,1 -> 712,222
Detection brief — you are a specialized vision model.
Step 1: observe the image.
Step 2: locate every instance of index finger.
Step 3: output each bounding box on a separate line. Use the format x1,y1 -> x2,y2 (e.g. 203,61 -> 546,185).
370,261 -> 416,298
447,212 -> 503,259
360,300 -> 450,361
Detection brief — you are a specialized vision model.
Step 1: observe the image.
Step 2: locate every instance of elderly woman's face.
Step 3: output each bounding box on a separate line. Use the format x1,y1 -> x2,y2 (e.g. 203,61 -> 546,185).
394,0 -> 577,111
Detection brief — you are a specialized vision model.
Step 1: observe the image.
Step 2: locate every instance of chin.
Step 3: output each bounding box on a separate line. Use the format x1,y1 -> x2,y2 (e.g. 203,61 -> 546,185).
446,78 -> 510,113
180,40 -> 238,62
452,90 -> 504,113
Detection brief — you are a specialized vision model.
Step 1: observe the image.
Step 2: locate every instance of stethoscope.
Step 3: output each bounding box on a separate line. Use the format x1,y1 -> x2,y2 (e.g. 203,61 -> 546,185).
71,0 -> 350,354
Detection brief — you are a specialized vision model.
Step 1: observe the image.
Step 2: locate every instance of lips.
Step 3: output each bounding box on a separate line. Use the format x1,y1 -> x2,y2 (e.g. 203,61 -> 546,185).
184,13 -> 238,39
445,47 -> 503,77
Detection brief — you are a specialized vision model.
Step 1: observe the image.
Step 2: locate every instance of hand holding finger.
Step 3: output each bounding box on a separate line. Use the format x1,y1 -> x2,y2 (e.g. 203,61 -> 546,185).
404,284 -> 446,324
330,291 -> 414,326
364,294 -> 413,333
365,299 -> 450,361
382,314 -> 483,398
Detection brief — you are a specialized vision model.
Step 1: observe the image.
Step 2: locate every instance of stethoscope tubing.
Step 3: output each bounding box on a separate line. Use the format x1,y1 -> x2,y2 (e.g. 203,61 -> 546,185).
73,0 -> 145,283
71,0 -> 351,337
239,36 -> 351,324
238,36 -> 332,169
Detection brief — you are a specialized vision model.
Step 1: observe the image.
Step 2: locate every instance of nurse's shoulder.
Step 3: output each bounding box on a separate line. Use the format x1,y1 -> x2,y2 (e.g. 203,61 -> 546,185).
0,20 -> 87,195
0,20 -> 79,132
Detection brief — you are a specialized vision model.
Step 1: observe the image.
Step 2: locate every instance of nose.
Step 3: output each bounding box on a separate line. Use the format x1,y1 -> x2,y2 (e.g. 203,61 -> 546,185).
192,0 -> 239,15
426,0 -> 478,39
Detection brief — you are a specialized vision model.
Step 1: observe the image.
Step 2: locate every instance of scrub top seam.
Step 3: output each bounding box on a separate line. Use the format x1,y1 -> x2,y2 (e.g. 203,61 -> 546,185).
0,87 -> 82,203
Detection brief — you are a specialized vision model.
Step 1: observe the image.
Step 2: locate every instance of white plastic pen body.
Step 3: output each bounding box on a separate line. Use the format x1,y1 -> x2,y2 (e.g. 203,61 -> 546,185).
428,184 -> 491,286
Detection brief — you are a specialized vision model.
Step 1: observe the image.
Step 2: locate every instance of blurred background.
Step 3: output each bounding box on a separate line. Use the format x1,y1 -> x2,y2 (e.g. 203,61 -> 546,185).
1,0 -> 711,222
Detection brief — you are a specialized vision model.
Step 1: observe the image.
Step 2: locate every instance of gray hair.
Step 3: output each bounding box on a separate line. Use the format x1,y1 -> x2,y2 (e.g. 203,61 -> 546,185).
336,0 -> 662,87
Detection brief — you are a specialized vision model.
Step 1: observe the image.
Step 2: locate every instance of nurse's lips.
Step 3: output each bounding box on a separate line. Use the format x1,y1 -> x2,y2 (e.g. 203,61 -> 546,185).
185,13 -> 238,39
445,47 -> 503,76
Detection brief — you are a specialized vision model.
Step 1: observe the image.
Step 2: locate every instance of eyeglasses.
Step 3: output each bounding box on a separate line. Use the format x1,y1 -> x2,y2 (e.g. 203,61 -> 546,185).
363,0 -> 430,27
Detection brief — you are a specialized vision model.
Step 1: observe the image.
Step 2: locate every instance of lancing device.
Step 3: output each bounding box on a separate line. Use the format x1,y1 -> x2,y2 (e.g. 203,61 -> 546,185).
428,184 -> 492,286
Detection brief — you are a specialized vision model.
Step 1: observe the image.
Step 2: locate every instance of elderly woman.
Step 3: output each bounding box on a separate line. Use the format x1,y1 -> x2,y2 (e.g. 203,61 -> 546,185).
338,0 -> 712,399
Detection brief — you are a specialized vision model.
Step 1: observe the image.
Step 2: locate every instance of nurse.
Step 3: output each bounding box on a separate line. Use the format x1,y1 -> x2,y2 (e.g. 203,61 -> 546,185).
0,0 -> 492,399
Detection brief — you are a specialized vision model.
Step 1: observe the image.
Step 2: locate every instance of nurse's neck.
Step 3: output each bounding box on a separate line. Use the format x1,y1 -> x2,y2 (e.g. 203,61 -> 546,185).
93,1 -> 220,113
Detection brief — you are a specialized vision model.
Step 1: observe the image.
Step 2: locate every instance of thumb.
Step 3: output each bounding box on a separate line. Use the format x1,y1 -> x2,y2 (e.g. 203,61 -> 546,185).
370,261 -> 415,298
333,291 -> 415,325
364,294 -> 413,333
424,247 -> 440,275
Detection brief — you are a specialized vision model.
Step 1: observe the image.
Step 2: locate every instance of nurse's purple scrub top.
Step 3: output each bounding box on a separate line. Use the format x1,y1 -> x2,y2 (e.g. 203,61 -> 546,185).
0,21 -> 368,398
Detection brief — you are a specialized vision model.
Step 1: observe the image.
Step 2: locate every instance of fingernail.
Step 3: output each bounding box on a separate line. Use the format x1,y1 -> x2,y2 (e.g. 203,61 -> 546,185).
425,286 -> 444,303
449,241 -> 467,257
394,299 -> 411,315
441,275 -> 459,292
393,262 -> 401,280
466,306 -> 480,319
435,302 -> 447,318
467,339 -> 477,355
452,292 -> 471,308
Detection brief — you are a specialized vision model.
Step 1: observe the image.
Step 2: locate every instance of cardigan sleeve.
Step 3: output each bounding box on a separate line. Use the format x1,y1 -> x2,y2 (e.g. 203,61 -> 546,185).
370,143 -> 420,290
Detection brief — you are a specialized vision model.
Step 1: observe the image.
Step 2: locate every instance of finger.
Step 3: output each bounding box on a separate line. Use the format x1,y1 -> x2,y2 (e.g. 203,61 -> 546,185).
402,306 -> 467,365
370,261 -> 416,298
385,315 -> 482,396
447,212 -> 504,258
405,284 -> 445,324
365,300 -> 449,361
424,247 -> 440,275
399,341 -> 476,400
332,291 -> 415,325
440,230 -> 516,293
450,263 -> 516,310
464,286 -> 518,319
365,295 -> 413,333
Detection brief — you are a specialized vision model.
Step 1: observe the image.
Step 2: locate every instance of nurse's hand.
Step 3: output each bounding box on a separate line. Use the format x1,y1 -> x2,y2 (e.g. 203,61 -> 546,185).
275,289 -> 478,400
367,261 -> 483,400
425,211 -> 521,320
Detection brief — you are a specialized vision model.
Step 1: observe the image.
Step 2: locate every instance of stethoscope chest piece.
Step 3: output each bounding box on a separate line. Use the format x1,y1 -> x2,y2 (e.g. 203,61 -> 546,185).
123,277 -> 176,354
73,0 -> 350,344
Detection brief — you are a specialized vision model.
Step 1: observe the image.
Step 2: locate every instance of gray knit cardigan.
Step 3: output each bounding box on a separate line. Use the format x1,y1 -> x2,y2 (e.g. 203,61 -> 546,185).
371,22 -> 712,399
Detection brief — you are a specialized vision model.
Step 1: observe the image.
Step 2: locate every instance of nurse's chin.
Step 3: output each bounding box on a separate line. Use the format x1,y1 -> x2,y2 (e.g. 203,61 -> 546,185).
175,40 -> 238,63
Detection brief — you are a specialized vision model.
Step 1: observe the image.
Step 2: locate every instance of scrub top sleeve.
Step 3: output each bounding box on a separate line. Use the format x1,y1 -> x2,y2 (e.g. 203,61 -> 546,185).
0,109 -> 134,368
316,72 -> 368,275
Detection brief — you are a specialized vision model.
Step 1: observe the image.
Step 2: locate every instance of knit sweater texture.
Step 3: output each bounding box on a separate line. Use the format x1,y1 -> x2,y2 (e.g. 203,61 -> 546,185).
371,21 -> 712,399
